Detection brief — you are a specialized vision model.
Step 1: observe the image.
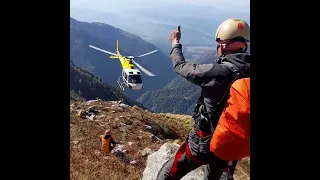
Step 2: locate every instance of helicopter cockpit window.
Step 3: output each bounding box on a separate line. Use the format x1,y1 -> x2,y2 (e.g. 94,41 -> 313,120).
128,75 -> 142,84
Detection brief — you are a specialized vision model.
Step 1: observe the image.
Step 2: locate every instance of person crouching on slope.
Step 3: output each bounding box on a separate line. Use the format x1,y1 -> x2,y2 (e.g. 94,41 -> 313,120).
156,18 -> 250,180
99,130 -> 117,156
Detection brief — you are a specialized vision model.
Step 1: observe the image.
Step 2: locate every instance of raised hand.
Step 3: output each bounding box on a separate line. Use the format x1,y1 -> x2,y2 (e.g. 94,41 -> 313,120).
169,25 -> 181,46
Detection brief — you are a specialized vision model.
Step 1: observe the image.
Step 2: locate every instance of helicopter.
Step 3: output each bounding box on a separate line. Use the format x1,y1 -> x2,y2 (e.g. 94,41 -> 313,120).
89,40 -> 158,91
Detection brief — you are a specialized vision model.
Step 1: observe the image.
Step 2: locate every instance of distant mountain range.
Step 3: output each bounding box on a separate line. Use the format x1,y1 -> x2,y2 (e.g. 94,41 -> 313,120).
70,9 -> 216,53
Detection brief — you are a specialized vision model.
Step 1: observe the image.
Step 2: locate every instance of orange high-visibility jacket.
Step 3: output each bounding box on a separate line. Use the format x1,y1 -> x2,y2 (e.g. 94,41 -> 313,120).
100,135 -> 111,153
210,78 -> 250,160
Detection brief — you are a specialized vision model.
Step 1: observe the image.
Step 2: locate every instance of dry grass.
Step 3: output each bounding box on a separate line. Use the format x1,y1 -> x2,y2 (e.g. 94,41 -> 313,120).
158,113 -> 193,132
70,100 -> 250,180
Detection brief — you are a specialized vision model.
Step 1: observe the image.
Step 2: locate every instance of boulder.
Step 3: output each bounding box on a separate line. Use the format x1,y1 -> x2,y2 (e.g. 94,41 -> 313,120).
142,143 -> 205,180
119,103 -> 130,108
85,100 -> 98,105
141,147 -> 154,157
173,139 -> 182,145
130,160 -> 137,165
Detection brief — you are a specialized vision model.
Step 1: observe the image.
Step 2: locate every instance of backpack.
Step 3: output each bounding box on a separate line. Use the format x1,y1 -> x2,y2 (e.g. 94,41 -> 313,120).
209,77 -> 250,160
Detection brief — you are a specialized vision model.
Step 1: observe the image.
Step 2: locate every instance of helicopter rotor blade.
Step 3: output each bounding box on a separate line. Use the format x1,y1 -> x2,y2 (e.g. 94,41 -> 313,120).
89,45 -> 118,56
132,60 -> 156,76
136,50 -> 158,58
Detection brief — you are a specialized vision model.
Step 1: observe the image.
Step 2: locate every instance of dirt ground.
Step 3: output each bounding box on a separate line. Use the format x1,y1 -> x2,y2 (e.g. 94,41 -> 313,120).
70,100 -> 250,180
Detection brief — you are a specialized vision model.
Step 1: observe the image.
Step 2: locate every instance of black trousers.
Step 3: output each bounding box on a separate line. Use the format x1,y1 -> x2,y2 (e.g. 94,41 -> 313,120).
156,141 -> 227,180
228,160 -> 238,177
156,127 -> 239,180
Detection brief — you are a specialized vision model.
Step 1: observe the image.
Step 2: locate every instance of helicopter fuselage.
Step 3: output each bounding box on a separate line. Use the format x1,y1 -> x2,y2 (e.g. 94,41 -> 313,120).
89,40 -> 157,91
111,55 -> 143,90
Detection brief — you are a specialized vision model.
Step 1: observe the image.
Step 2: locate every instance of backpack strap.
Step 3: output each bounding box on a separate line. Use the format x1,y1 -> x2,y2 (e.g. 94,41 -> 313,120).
193,90 -> 205,115
195,62 -> 238,105
216,62 -> 241,107
222,61 -> 248,78
222,61 -> 241,76
194,62 -> 242,116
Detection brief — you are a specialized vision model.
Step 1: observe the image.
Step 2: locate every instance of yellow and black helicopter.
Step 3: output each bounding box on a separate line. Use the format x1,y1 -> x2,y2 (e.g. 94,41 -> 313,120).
89,40 -> 158,91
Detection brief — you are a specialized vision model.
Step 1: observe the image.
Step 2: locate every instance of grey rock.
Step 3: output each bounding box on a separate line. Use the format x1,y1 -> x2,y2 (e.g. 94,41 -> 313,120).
119,103 -> 130,108
130,160 -> 137,165
141,147 -> 154,157
142,143 -> 204,180
85,100 -> 98,105
88,115 -> 96,120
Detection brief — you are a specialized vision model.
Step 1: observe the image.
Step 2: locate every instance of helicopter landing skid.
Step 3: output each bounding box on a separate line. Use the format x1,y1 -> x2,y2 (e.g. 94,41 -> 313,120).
117,76 -> 125,91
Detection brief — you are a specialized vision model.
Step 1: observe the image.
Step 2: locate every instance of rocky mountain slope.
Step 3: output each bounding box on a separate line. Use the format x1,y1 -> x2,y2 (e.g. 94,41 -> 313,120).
70,99 -> 250,180
70,61 -> 143,107
70,17 -> 176,100
137,51 -> 217,114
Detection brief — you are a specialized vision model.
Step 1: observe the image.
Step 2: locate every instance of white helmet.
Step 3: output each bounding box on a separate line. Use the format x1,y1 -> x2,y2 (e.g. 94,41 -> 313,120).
215,18 -> 250,42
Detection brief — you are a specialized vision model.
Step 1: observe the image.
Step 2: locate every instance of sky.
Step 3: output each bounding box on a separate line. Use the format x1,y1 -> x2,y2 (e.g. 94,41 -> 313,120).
70,0 -> 250,13
70,0 -> 250,35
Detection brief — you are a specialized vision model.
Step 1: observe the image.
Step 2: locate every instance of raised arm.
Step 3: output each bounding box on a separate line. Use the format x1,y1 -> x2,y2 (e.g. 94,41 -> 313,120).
170,44 -> 215,86
168,25 -> 220,86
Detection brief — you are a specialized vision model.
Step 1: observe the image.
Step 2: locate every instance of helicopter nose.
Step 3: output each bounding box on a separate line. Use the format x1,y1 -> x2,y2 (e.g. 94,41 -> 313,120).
128,83 -> 142,90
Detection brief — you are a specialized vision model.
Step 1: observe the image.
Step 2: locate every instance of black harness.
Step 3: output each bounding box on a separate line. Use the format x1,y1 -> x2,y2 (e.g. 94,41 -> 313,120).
192,60 -> 243,135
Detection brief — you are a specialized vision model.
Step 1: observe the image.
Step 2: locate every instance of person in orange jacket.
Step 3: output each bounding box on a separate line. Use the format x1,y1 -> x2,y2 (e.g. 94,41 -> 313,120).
99,130 -> 117,155
156,18 -> 250,180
